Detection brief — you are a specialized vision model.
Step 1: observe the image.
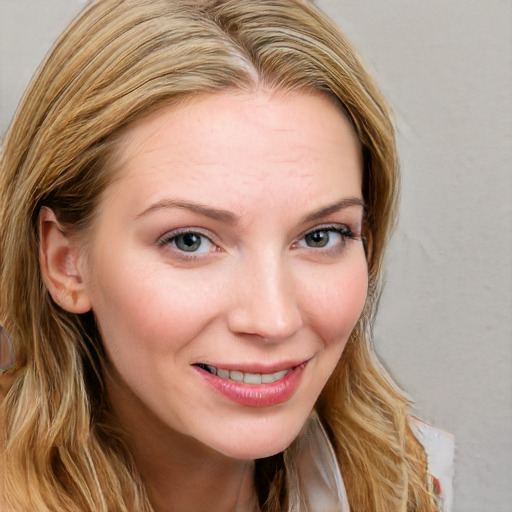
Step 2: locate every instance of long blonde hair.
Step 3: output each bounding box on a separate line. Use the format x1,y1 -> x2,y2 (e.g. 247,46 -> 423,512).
0,1 -> 437,510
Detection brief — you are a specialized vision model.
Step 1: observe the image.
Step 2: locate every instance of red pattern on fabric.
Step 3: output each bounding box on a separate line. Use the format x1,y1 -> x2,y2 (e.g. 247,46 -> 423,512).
432,476 -> 442,496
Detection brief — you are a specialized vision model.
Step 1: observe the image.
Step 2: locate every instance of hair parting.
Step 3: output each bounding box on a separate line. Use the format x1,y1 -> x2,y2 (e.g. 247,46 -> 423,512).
1,1 -> 437,510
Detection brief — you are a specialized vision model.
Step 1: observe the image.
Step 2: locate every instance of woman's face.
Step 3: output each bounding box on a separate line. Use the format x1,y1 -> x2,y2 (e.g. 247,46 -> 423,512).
81,90 -> 368,459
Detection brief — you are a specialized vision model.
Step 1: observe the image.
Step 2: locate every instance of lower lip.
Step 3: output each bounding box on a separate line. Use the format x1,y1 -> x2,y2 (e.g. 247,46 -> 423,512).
195,363 -> 307,408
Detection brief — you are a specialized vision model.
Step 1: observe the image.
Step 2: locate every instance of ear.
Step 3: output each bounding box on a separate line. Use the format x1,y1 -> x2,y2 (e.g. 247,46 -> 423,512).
38,207 -> 92,314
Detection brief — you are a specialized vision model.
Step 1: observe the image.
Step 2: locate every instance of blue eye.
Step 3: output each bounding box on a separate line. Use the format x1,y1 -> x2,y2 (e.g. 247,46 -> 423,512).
162,231 -> 214,254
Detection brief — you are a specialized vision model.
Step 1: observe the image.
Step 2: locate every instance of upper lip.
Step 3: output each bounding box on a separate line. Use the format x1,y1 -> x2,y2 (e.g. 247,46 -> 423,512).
193,358 -> 310,374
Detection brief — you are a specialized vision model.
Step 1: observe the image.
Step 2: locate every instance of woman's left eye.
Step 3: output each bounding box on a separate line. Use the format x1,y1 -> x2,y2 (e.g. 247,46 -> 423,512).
159,231 -> 215,254
297,226 -> 355,250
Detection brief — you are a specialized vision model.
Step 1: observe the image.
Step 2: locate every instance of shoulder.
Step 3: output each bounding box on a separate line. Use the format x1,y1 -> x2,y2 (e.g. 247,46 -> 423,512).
410,418 -> 455,512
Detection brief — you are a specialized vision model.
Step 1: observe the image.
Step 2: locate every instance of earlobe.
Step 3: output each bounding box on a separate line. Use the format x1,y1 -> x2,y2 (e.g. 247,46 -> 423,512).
38,207 -> 92,314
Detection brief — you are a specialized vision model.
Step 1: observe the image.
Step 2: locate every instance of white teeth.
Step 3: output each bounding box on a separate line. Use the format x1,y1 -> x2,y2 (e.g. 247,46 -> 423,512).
206,365 -> 217,375
201,364 -> 292,384
244,372 -> 262,385
217,368 -> 230,379
230,370 -> 244,382
272,370 -> 288,381
261,373 -> 275,384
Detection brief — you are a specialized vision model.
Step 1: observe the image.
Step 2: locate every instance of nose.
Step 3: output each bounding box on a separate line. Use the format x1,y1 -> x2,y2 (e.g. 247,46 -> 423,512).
226,252 -> 303,342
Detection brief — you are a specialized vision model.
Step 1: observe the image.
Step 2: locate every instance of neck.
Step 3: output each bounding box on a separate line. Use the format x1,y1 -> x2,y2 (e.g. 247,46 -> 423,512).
106,371 -> 257,512
142,449 -> 255,512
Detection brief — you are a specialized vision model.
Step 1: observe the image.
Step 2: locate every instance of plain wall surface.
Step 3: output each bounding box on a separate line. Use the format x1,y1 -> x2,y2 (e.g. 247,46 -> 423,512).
1,1 -> 511,511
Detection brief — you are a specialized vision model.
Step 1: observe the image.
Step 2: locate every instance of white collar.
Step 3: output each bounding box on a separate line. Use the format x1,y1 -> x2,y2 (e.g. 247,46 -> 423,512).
284,411 -> 350,512
237,411 -> 350,512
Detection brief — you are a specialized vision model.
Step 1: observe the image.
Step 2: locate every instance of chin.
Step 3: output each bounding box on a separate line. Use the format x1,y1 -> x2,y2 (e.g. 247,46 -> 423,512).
218,438 -> 297,461
203,413 -> 307,461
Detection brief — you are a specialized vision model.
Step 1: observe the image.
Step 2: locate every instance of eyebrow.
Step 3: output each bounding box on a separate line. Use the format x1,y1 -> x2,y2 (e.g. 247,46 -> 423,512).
299,197 -> 366,224
136,200 -> 238,223
136,197 -> 365,224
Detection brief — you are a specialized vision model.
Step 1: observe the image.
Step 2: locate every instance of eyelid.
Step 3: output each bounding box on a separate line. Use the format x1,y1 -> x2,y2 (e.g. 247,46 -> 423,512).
155,222 -> 360,258
157,226 -> 217,242
300,222 -> 359,239
292,223 -> 360,251
156,228 -> 221,259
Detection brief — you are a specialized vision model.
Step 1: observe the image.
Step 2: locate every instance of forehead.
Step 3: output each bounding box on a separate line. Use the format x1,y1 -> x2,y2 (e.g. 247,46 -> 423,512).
102,89 -> 363,220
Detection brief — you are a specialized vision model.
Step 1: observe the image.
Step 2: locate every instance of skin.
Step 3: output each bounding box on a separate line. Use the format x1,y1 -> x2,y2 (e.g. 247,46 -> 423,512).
41,89 -> 368,512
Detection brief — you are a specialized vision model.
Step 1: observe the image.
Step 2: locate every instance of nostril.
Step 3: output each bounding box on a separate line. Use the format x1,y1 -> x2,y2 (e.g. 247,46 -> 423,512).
227,306 -> 303,342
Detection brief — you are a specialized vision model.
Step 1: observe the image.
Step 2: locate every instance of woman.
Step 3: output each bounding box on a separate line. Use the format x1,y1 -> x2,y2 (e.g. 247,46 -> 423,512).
0,0 -> 452,511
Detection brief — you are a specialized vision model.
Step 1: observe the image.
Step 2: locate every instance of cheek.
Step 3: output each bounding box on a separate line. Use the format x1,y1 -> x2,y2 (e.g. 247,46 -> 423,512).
300,255 -> 368,347
87,254 -> 219,362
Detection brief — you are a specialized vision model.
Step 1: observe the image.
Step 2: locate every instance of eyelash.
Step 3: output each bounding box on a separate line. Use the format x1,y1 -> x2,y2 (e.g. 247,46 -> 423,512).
293,224 -> 358,252
157,228 -> 217,259
157,224 -> 359,259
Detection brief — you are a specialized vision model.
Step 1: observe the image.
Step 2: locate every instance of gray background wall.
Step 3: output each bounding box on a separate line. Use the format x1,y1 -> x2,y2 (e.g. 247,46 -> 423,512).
1,1 -> 511,511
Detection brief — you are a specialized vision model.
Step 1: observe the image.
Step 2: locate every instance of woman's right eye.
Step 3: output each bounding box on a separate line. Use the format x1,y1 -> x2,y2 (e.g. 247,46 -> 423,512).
159,231 -> 215,255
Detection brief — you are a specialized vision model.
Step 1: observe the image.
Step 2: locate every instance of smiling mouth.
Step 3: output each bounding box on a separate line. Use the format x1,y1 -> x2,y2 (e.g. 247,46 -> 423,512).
195,363 -> 293,385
